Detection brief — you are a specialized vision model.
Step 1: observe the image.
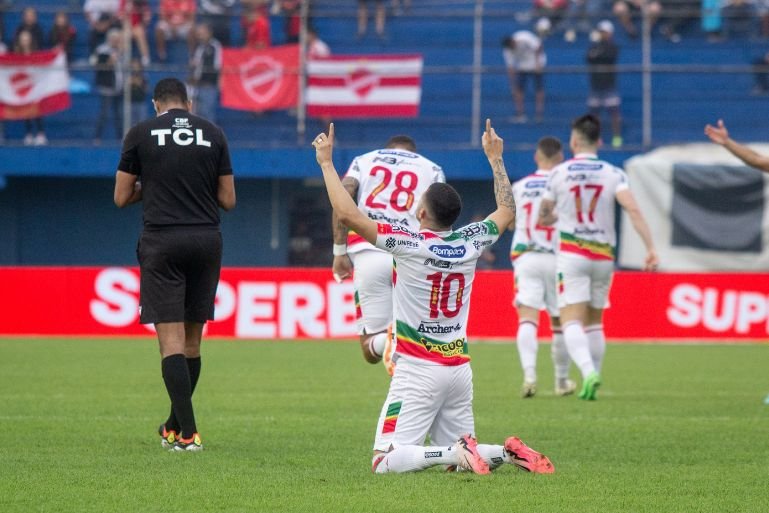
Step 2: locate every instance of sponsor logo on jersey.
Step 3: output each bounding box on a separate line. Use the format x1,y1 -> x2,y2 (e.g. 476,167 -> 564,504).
150,128 -> 212,147
421,336 -> 466,357
423,258 -> 455,269
521,190 -> 543,198
567,163 -> 603,171
524,180 -> 547,189
429,245 -> 466,259
390,224 -> 421,238
172,117 -> 192,128
377,149 -> 418,159
473,239 -> 493,250
425,451 -> 443,458
417,321 -> 462,334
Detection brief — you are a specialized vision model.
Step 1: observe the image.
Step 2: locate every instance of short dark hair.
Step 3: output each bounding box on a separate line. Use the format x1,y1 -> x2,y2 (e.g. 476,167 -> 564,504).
572,114 -> 601,144
153,78 -> 188,105
423,182 -> 462,228
385,135 -> 417,152
537,136 -> 562,159
501,36 -> 515,49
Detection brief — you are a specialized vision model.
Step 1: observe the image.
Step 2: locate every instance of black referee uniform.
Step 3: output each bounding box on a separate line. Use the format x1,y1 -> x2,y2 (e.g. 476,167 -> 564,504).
119,109 -> 232,324
115,77 -> 234,451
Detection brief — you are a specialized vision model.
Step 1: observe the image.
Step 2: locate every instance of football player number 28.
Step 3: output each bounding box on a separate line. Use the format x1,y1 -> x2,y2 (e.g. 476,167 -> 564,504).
365,166 -> 418,212
427,272 -> 465,319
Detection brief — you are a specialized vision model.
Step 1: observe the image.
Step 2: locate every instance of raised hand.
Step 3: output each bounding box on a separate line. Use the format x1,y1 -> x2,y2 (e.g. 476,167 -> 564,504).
312,122 -> 335,166
482,118 -> 504,161
704,119 -> 729,146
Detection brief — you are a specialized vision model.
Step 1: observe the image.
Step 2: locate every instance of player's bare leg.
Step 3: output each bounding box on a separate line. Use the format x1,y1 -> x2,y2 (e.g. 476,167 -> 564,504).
560,302 -> 600,400
516,305 -> 540,397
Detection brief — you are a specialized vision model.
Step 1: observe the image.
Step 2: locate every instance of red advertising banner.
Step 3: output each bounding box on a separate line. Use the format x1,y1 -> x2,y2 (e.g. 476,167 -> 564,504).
0,267 -> 768,340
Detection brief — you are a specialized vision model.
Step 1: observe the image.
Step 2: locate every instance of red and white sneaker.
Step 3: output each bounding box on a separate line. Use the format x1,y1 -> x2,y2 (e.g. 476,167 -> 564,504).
504,436 -> 554,474
454,434 -> 490,475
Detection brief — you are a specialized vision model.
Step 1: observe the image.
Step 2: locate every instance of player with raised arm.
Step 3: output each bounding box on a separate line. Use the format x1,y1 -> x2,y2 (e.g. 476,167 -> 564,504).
538,114 -> 657,400
314,120 -> 555,475
705,119 -> 769,405
705,119 -> 769,173
331,136 -> 445,373
510,136 -> 575,398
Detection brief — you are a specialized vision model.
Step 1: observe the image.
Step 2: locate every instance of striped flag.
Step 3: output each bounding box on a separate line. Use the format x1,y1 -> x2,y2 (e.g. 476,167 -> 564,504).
307,54 -> 423,118
0,49 -> 70,120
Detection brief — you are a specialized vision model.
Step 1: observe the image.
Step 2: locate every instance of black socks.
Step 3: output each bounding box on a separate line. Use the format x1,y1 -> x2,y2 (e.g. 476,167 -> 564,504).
161,354 -> 199,438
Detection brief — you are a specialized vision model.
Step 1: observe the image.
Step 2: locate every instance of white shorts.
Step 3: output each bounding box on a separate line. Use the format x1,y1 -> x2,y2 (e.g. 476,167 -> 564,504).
350,249 -> 394,335
556,253 -> 614,309
513,252 -> 558,317
373,356 -> 475,451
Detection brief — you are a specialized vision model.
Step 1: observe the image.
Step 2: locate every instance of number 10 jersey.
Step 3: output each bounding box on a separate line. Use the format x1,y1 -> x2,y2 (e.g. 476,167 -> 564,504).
345,149 -> 445,255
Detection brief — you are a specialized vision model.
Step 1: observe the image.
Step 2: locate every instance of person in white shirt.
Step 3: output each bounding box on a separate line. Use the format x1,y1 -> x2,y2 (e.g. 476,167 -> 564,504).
538,114 -> 658,400
314,120 -> 555,475
510,136 -> 576,398
501,24 -> 547,123
331,136 -> 444,374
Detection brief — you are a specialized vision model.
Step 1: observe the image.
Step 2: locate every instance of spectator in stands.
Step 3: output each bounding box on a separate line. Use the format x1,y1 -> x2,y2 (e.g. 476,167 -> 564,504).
91,28 -> 124,141
308,27 -> 330,59
281,0 -> 301,43
501,22 -> 548,124
243,4 -> 271,49
563,0 -> 606,42
357,0 -> 386,39
119,0 -> 152,66
49,12 -> 77,62
534,0 -> 570,32
13,7 -> 44,51
752,50 -> 769,94
612,0 -> 660,37
586,20 -> 622,147
722,0 -> 758,38
155,0 -> 197,62
84,0 -> 122,53
189,23 -> 222,123
0,25 -> 6,144
130,58 -> 149,123
198,0 -> 235,46
658,0 -> 700,42
14,30 -> 47,145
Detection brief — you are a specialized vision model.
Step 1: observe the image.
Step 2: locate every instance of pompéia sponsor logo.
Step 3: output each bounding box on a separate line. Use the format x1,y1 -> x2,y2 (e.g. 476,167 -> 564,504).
667,283 -> 769,335
88,268 -> 357,338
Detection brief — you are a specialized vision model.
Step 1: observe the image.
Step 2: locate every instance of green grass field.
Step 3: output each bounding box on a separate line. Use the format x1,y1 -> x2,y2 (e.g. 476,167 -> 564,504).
1,338 -> 767,513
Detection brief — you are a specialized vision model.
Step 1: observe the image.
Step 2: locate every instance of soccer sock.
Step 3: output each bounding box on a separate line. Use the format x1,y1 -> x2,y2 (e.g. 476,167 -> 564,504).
372,445 -> 458,473
551,330 -> 571,381
476,444 -> 509,471
161,354 -> 197,438
516,321 -> 539,383
562,321 -> 596,378
165,357 -> 202,432
585,324 -> 606,372
368,332 -> 388,359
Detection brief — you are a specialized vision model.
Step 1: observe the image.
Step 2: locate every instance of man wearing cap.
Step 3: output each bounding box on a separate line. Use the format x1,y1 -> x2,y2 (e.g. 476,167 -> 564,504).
586,20 -> 622,148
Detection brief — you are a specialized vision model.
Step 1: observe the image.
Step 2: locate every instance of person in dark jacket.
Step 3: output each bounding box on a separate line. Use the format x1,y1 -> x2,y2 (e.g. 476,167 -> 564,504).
586,20 -> 622,148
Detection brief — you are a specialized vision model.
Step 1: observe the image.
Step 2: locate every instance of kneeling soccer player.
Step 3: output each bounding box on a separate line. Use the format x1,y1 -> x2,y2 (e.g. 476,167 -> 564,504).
313,119 -> 555,475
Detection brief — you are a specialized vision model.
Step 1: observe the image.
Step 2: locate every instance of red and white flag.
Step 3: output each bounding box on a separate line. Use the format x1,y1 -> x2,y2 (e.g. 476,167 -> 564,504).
220,45 -> 299,112
0,49 -> 70,120
307,54 -> 423,118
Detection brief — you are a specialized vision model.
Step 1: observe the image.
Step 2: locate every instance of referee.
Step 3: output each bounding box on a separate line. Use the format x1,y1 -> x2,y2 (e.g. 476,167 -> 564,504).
114,77 -> 235,451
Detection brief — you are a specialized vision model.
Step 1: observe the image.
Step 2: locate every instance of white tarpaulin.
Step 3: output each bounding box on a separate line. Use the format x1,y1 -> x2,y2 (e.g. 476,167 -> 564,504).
619,143 -> 769,271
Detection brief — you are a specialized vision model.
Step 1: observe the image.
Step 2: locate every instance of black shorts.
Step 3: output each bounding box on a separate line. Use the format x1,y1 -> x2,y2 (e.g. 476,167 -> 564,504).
516,71 -> 544,92
137,228 -> 223,324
